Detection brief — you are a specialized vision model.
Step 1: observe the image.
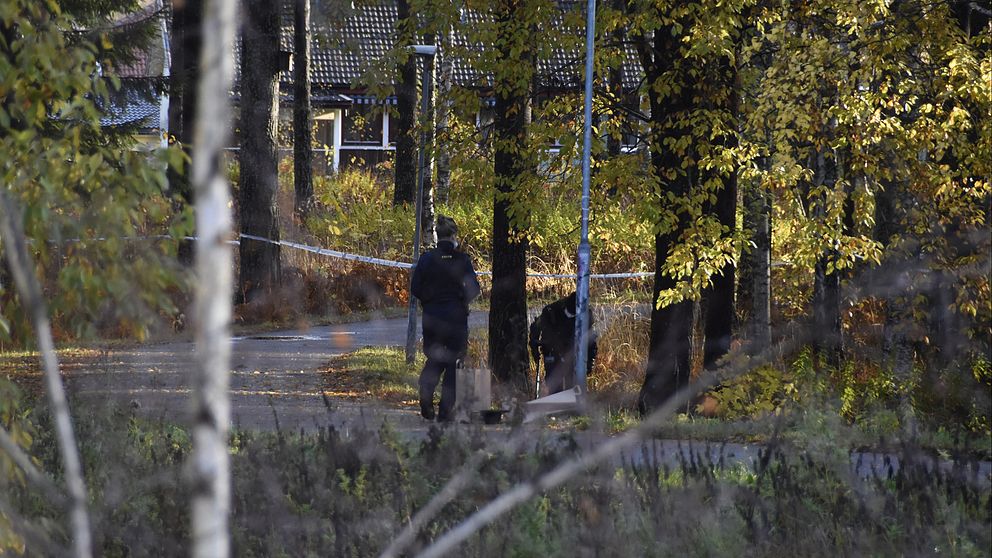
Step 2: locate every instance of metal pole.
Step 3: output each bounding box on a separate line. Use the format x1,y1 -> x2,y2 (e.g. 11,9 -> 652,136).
405,51 -> 435,363
573,0 -> 596,395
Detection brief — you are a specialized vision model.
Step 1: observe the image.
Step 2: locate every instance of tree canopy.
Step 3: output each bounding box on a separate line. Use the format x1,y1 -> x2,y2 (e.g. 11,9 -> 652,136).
0,0 -> 189,342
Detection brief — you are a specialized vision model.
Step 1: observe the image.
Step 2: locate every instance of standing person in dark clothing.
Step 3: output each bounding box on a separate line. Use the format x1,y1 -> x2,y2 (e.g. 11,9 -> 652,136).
529,291 -> 598,395
411,216 -> 482,421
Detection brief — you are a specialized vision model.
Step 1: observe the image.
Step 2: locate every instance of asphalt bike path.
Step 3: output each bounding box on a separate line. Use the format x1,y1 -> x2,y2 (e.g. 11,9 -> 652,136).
66,311 -> 488,434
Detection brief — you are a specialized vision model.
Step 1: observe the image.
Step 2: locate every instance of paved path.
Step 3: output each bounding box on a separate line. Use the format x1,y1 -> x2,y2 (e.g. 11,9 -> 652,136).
12,310 -> 989,483
66,312 -> 484,433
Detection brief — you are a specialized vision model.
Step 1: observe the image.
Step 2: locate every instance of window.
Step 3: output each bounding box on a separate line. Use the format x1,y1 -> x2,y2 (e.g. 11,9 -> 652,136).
342,105 -> 383,144
315,112 -> 335,149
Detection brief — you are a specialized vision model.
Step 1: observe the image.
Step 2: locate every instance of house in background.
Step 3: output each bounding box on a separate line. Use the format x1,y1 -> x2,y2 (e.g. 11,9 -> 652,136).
98,0 -> 171,150
283,2 -> 403,172
100,1 -> 644,171
278,0 -> 645,174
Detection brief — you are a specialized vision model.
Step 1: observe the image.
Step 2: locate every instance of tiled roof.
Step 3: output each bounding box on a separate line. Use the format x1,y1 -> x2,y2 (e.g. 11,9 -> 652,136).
105,1 -> 168,79
446,4 -> 642,92
281,0 -> 642,93
310,2 -> 397,89
99,81 -> 162,128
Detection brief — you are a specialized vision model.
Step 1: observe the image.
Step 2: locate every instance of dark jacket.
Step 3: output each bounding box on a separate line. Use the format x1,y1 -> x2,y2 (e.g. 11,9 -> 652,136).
528,293 -> 597,365
411,240 -> 481,317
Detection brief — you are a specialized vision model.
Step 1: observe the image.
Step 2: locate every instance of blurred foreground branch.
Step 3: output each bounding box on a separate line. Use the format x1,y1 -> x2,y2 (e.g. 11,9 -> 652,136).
413,335 -> 797,558
380,435 -> 530,558
0,191 -> 92,558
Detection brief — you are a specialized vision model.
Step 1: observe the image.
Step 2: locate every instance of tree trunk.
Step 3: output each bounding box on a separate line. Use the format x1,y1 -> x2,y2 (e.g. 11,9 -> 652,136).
741,168 -> 771,348
421,39 -> 437,247
168,0 -> 203,265
640,228 -> 694,414
393,0 -> 417,205
488,1 -> 533,389
875,172 -> 915,373
293,0 -> 314,217
702,223 -> 736,369
809,147 -> 842,366
189,0 -> 237,554
701,59 -> 738,371
605,60 -> 624,161
238,0 -> 281,303
605,0 -> 625,165
637,24 -> 694,414
434,33 -> 454,205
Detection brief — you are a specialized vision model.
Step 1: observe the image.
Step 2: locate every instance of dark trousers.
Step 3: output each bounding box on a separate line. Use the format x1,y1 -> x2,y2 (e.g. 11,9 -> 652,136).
419,358 -> 458,421
420,304 -> 468,421
543,354 -> 571,394
543,340 -> 597,395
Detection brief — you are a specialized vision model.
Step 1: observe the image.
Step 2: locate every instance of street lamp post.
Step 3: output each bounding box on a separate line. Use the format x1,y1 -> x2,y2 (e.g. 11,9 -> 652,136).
573,0 -> 596,398
405,44 -> 437,364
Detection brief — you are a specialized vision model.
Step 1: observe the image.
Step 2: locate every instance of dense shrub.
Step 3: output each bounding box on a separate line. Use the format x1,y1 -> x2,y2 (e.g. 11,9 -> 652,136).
304,169 -> 655,281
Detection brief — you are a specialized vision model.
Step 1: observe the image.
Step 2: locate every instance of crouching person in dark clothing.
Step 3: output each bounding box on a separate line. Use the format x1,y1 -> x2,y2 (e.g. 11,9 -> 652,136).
411,216 -> 481,421
529,291 -> 598,395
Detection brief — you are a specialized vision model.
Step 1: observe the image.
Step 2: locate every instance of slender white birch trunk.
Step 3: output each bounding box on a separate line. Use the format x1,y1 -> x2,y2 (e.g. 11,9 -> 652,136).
188,0 -> 237,556
0,191 -> 91,558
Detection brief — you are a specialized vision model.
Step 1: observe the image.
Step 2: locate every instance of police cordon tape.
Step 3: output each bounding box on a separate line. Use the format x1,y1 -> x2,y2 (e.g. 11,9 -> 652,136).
238,233 -> 653,279
55,233 -> 653,279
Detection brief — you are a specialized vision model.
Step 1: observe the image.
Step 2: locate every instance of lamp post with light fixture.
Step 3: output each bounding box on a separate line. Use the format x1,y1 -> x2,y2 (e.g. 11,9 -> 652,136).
405,44 -> 438,364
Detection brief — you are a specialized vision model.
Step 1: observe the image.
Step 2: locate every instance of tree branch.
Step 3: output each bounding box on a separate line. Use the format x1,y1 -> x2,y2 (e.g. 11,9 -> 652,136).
0,495 -> 67,556
0,190 -> 92,558
380,435 -> 529,558
969,1 -> 992,17
414,334 -> 804,558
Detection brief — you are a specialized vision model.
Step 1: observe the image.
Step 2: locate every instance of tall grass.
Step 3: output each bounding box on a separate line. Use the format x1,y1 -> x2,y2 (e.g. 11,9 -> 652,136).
589,302 -> 651,409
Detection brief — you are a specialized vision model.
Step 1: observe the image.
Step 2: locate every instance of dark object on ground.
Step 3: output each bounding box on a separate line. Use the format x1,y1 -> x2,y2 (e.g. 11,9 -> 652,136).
478,409 -> 508,424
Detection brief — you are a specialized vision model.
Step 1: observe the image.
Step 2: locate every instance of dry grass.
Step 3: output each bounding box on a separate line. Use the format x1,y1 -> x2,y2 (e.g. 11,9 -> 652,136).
588,302 -> 650,409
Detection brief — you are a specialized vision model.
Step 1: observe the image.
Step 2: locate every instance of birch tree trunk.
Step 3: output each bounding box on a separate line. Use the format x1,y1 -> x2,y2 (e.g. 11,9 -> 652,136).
747,174 -> 772,348
421,41 -> 437,247
0,192 -> 91,558
434,33 -> 454,205
189,0 -> 237,555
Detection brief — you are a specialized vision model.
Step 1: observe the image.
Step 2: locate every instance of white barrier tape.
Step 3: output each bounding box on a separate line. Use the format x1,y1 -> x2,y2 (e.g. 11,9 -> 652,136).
51,235 -> 178,243
475,271 -> 653,279
239,233 -> 414,269
55,233 -> 652,279
240,234 -> 651,279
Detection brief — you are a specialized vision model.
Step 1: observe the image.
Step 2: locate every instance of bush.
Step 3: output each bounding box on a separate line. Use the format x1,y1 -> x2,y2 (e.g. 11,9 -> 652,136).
304,168 -> 655,283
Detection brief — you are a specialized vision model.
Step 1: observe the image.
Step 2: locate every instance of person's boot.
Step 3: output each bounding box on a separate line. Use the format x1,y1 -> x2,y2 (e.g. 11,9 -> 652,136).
420,401 -> 436,421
